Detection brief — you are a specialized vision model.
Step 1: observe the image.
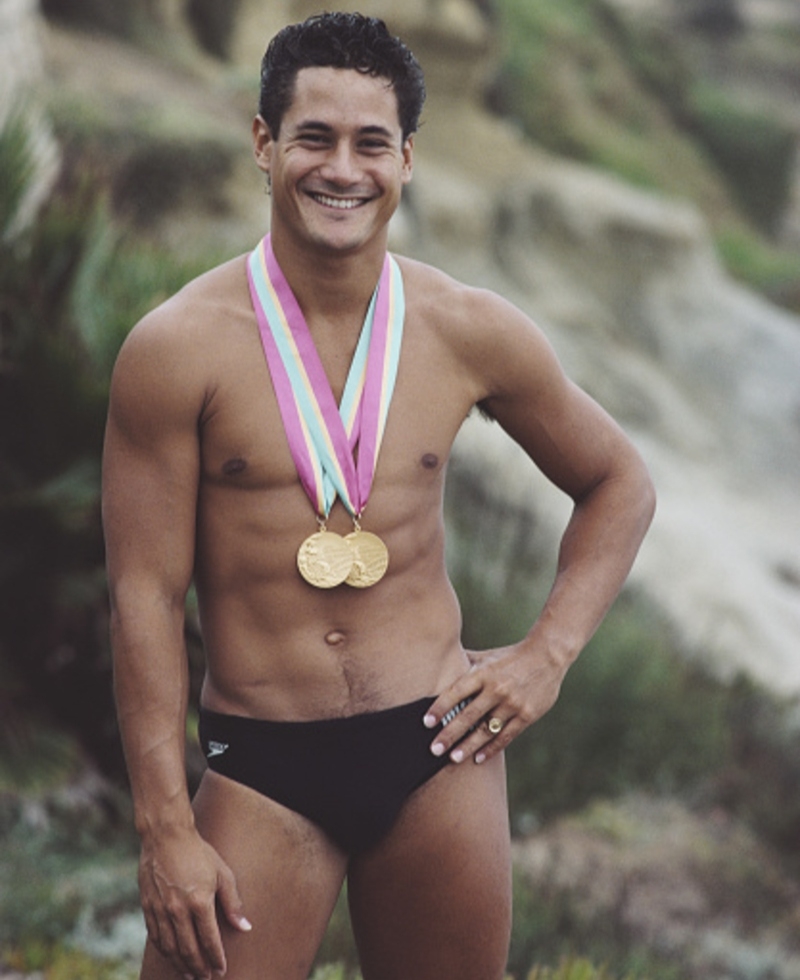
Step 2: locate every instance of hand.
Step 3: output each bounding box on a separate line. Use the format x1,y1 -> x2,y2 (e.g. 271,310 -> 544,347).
138,827 -> 251,978
424,643 -> 569,764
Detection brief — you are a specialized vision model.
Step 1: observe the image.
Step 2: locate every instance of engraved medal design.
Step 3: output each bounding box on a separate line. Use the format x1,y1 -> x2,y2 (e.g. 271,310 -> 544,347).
344,528 -> 390,588
296,529 -> 356,589
247,235 -> 405,589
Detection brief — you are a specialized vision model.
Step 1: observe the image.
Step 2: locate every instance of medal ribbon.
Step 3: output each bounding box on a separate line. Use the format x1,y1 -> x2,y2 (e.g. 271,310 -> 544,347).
247,234 -> 405,521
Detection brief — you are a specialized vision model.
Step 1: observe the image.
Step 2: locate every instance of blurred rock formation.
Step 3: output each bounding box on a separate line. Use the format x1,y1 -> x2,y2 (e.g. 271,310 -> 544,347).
291,0 -> 800,693
4,0 -> 799,693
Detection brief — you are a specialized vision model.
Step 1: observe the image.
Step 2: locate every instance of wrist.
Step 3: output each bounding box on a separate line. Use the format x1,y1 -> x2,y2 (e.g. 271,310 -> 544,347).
519,618 -> 581,675
134,794 -> 196,842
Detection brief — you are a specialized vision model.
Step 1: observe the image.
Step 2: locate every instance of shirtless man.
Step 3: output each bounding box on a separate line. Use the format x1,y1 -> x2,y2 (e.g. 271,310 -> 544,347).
102,12 -> 655,980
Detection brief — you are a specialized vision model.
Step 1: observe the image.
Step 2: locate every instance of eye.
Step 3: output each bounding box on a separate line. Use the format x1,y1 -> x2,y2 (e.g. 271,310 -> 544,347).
297,132 -> 330,147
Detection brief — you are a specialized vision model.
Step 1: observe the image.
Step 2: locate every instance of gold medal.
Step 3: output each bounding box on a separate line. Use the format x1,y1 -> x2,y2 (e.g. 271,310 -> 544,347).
344,529 -> 389,588
297,530 -> 354,589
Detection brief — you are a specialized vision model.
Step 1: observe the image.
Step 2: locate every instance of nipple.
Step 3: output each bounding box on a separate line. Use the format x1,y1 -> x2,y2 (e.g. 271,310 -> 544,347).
222,457 -> 247,477
421,453 -> 439,470
324,630 -> 347,647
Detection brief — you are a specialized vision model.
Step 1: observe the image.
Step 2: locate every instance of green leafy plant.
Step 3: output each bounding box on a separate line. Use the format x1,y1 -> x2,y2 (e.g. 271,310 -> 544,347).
509,868 -> 682,979
687,82 -> 795,235
500,596 -> 730,825
492,0 -> 800,307
715,226 -> 800,311
0,116 -> 218,787
527,959 -> 647,980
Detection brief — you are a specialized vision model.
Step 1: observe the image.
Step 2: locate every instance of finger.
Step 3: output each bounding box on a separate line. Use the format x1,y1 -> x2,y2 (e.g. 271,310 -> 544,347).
142,905 -> 161,950
447,713 -> 507,764
192,896 -> 229,977
217,863 -> 252,933
474,715 -> 520,764
423,678 -> 482,730
428,694 -> 494,759
170,902 -> 217,979
461,715 -> 521,765
151,907 -> 180,960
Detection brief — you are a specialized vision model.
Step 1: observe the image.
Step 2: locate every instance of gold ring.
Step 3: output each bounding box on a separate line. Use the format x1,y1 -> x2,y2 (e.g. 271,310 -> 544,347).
487,716 -> 504,735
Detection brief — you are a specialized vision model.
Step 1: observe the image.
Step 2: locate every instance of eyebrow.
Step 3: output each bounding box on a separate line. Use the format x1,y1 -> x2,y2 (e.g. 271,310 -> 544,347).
293,120 -> 397,139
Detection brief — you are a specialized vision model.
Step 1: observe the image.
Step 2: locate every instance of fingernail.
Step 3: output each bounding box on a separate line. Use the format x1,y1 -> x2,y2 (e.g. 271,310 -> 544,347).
431,741 -> 445,756
239,916 -> 253,931
423,713 -> 437,728
451,749 -> 464,763
475,752 -> 486,764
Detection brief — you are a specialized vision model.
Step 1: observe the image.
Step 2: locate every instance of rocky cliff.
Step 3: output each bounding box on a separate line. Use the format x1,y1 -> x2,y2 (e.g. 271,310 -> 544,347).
283,0 -> 800,694
9,0 -> 800,695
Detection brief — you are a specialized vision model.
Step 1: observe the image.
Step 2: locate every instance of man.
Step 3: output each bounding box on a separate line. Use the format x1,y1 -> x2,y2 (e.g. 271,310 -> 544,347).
102,12 -> 655,980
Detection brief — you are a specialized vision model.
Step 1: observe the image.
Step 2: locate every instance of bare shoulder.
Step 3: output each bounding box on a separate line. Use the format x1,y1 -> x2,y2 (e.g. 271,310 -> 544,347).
394,256 -> 647,502
110,254 -> 250,420
395,254 -> 563,401
395,254 -> 501,325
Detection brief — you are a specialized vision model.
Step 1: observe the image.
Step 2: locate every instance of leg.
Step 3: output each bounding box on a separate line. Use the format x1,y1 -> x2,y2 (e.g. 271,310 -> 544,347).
347,754 -> 512,980
140,770 -> 348,980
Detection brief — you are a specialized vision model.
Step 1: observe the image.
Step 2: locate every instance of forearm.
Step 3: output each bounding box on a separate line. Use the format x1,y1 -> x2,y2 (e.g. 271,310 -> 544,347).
111,592 -> 195,840
424,450 -> 654,765
528,453 -> 656,669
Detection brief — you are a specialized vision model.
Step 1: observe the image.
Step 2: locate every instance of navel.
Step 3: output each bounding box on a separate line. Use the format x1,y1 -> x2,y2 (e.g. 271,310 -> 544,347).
324,630 -> 347,647
421,452 -> 439,470
222,457 -> 248,477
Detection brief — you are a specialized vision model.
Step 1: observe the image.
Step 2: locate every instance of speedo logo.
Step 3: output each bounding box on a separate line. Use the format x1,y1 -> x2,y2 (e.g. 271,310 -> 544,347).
207,741 -> 229,759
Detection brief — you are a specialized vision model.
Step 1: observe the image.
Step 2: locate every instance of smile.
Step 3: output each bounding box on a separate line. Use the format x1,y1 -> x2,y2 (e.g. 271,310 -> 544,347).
310,193 -> 368,210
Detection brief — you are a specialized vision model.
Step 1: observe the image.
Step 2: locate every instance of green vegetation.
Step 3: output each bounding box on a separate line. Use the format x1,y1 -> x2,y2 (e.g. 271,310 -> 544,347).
492,0 -> 800,307
0,116 -> 215,789
715,226 -> 800,308
40,0 -> 241,60
310,966 -> 360,980
459,577 -> 800,862
504,598 -> 730,826
312,887 -> 360,979
39,0 -> 148,41
526,962 -> 662,980
448,479 -> 800,864
491,0 -> 727,200
45,89 -> 239,233
687,83 -> 795,236
185,0 -> 244,60
4,3 -> 800,971
0,787 -> 139,976
3,945 -> 137,980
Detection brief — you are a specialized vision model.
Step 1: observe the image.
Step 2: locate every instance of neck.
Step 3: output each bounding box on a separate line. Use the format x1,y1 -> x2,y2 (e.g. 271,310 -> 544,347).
268,227 -> 388,322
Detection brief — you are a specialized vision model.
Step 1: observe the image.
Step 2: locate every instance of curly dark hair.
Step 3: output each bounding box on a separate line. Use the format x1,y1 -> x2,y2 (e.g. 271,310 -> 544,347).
258,12 -> 426,142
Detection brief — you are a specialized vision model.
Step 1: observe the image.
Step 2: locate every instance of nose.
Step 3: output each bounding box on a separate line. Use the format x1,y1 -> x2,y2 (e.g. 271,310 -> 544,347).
319,141 -> 362,186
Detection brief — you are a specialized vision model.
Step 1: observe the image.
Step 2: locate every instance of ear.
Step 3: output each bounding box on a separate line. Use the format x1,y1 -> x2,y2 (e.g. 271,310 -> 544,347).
252,115 -> 273,174
401,135 -> 414,185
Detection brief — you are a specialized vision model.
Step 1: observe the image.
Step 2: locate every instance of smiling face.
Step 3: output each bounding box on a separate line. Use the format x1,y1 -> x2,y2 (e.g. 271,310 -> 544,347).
253,66 -> 414,259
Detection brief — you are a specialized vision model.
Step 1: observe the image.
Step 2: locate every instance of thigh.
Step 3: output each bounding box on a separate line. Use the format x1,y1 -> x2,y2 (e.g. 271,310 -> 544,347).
141,770 -> 348,980
347,754 -> 512,980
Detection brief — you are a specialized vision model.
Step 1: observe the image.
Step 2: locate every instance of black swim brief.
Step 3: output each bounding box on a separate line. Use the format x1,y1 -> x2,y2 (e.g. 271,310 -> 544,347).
198,696 -> 471,854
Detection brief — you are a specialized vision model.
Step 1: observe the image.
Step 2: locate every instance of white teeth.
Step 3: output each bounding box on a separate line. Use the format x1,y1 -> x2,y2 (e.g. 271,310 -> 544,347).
313,194 -> 364,210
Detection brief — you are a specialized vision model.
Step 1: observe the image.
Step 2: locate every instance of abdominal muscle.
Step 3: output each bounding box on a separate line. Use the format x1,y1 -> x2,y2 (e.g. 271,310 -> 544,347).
194,487 -> 468,723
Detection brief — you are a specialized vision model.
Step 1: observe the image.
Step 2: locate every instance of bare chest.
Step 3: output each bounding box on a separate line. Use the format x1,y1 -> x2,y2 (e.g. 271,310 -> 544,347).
196,309 -> 478,503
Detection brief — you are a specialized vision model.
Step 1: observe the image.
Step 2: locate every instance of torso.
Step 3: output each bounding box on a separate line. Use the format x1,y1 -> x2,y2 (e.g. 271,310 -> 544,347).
180,252 -> 489,721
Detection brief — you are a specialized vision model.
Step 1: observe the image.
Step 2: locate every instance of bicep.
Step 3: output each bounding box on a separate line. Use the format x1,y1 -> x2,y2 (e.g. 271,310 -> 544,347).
102,324 -> 203,606
476,301 -> 636,502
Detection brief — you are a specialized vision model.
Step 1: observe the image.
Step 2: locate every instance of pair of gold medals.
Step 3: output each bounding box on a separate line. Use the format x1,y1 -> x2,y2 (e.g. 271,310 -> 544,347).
297,525 -> 389,589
